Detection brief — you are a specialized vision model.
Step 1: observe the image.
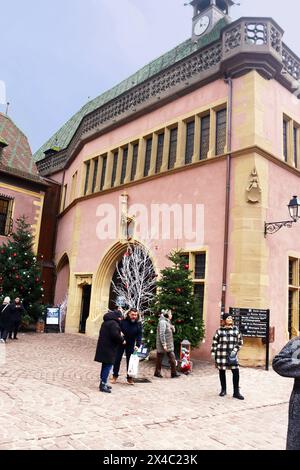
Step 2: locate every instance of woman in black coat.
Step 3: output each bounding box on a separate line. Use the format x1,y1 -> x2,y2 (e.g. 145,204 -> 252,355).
9,297 -> 25,340
0,297 -> 12,343
95,309 -> 125,393
273,336 -> 300,450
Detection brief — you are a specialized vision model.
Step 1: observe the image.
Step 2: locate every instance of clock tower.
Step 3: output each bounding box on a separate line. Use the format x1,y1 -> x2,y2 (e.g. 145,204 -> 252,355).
190,0 -> 234,42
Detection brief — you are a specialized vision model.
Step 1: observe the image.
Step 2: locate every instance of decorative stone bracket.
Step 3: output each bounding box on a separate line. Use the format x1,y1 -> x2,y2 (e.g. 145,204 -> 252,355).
246,167 -> 262,204
75,274 -> 93,287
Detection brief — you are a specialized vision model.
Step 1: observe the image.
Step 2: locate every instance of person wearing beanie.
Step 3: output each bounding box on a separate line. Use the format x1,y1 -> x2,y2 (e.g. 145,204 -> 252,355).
272,336 -> 300,450
211,313 -> 244,400
0,297 -> 12,343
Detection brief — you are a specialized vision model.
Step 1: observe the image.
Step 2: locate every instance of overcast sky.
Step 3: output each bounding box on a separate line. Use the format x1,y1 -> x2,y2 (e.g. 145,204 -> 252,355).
1,0 -> 300,153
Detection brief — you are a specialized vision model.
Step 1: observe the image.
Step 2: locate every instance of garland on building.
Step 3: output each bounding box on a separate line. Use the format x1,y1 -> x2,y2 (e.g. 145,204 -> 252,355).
0,216 -> 44,323
143,250 -> 205,353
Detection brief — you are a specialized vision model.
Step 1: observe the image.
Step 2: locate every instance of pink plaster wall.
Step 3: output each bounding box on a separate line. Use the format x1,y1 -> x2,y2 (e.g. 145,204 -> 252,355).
267,162 -> 300,353
0,186 -> 43,245
232,74 -> 300,156
54,261 -> 70,306
55,160 -> 227,358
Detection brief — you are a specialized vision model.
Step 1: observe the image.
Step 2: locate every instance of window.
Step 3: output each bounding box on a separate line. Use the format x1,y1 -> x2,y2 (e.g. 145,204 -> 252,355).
71,171 -> 78,201
120,147 -> 128,185
144,138 -> 152,177
111,151 -> 119,187
185,120 -> 195,164
283,119 -> 289,163
100,155 -> 107,191
156,133 -> 164,174
84,161 -> 90,196
168,127 -> 178,170
91,159 -> 99,193
294,126 -> 298,167
288,257 -> 300,339
200,114 -> 210,160
0,197 -> 13,236
195,253 -> 206,279
216,109 -> 227,155
181,251 -> 206,321
131,143 -> 139,181
62,185 -> 67,211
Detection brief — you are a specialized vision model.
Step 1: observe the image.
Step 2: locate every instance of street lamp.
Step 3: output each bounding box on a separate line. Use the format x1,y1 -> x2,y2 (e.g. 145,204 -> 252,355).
265,196 -> 300,237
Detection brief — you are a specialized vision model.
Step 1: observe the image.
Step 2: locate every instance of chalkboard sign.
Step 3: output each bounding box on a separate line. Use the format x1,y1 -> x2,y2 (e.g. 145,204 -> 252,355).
229,307 -> 270,370
229,308 -> 269,338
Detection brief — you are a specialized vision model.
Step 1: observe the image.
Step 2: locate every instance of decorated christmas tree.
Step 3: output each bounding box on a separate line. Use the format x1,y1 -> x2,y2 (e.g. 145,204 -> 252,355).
0,216 -> 44,323
143,250 -> 205,353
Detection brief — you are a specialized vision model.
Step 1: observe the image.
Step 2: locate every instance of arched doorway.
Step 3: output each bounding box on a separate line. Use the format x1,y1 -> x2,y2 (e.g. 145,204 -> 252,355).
108,244 -> 156,314
88,242 -> 157,336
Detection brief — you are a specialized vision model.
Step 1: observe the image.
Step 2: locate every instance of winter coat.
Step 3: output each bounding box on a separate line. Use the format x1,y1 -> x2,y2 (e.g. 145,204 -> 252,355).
156,316 -> 175,353
272,337 -> 300,451
94,311 -> 124,364
0,303 -> 13,330
10,303 -> 26,322
211,326 -> 243,370
120,317 -> 143,349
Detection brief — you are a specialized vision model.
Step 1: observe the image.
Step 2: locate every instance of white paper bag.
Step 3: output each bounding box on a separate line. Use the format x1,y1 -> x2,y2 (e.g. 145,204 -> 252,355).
128,354 -> 140,378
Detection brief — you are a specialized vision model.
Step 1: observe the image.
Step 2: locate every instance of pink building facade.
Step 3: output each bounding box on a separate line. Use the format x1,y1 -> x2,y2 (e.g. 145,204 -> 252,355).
35,8 -> 300,365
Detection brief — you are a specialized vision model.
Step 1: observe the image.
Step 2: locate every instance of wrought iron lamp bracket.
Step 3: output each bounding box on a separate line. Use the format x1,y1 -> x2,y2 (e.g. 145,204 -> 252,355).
264,220 -> 296,237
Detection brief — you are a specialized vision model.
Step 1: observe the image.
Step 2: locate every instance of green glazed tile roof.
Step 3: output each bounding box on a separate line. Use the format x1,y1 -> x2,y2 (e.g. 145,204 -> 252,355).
0,113 -> 38,175
34,19 -> 227,163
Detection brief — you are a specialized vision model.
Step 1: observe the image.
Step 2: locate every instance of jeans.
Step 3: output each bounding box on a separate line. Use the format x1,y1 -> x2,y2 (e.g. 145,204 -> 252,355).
100,364 -> 113,385
113,344 -> 134,379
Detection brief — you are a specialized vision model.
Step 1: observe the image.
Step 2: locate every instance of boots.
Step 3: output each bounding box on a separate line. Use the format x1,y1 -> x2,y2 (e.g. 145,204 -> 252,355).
99,382 -> 112,393
219,370 -> 227,397
232,369 -> 244,400
233,389 -> 244,400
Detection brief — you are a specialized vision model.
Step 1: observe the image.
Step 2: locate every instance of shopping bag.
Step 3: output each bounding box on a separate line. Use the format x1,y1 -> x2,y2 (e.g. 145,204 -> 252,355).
128,353 -> 140,378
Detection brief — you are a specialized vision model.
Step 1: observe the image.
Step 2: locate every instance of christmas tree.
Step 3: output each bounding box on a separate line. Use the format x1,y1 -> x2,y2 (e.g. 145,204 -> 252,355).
0,216 -> 44,323
143,250 -> 205,353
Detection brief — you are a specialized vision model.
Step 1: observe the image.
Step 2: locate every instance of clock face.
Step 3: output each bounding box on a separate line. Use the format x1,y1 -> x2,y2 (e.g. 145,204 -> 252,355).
194,15 -> 210,36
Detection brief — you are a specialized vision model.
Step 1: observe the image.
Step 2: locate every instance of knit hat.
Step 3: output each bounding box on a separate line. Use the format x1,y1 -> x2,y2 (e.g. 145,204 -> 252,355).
3,296 -> 11,304
222,312 -> 232,321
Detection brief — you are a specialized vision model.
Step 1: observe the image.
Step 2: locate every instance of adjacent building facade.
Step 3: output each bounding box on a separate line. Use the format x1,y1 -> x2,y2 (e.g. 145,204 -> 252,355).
0,113 -> 60,304
35,0 -> 300,364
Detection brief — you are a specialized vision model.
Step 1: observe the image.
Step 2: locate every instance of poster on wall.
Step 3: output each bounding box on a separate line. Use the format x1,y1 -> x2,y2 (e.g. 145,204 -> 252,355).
46,307 -> 60,326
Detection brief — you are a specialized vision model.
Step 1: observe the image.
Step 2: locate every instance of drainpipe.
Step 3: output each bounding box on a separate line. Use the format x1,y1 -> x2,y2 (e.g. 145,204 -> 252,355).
221,76 -> 233,314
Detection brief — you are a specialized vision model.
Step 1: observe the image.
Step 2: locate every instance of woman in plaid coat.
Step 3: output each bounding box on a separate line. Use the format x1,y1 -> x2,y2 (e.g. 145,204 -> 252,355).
211,313 -> 244,400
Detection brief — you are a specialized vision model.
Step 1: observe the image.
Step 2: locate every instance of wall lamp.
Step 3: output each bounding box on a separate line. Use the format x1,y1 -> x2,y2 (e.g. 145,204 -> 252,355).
265,196 -> 300,237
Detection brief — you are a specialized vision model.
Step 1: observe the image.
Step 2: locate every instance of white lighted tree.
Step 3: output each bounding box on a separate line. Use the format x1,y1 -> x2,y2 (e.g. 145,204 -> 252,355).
112,244 -> 157,318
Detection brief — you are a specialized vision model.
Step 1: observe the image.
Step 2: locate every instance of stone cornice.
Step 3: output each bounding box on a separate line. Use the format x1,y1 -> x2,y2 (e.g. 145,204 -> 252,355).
37,17 -> 300,177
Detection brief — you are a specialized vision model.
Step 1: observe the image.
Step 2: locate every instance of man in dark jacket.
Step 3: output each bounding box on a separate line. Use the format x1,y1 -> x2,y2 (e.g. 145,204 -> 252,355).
0,297 -> 12,343
111,308 -> 142,385
94,309 -> 125,393
273,336 -> 300,450
9,297 -> 25,340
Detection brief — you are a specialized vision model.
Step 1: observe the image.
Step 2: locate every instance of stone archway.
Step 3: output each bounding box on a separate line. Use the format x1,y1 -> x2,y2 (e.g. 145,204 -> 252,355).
86,241 -> 157,337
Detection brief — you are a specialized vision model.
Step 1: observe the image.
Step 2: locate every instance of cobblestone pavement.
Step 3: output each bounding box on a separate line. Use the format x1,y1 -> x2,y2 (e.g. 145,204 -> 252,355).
0,333 -> 291,450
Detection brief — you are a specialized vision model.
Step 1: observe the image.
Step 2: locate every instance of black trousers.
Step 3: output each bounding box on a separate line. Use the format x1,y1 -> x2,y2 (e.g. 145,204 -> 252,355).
9,320 -> 21,339
113,344 -> 134,379
219,369 -> 240,392
0,328 -> 8,341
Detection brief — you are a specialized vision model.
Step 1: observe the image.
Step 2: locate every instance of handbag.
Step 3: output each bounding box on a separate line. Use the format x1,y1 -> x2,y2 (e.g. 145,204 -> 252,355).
128,352 -> 140,378
227,351 -> 238,366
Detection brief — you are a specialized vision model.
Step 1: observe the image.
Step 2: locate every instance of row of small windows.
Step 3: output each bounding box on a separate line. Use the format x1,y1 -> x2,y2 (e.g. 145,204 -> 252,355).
62,106 -> 227,209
